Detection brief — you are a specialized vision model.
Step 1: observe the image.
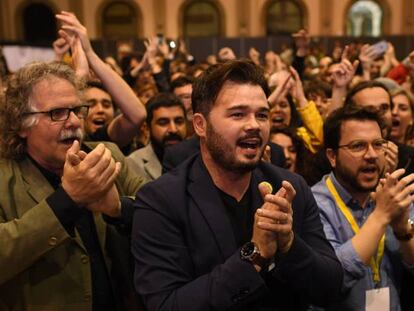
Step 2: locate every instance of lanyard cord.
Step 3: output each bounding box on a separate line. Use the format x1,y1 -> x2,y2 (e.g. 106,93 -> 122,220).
326,177 -> 385,284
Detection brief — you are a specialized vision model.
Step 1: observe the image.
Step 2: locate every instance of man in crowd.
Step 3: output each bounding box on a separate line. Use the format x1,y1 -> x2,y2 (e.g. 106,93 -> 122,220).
127,93 -> 187,181
312,105 -> 414,310
346,80 -> 414,175
132,59 -> 343,310
171,75 -> 194,136
171,75 -> 194,123
0,61 -> 144,311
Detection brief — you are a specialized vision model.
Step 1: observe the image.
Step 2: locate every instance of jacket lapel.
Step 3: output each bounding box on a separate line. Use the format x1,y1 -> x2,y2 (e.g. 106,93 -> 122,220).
143,144 -> 162,180
18,158 -> 55,214
187,157 -> 237,260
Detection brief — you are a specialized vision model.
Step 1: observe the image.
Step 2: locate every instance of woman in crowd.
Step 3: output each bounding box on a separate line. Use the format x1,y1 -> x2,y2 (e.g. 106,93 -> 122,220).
390,87 -> 414,145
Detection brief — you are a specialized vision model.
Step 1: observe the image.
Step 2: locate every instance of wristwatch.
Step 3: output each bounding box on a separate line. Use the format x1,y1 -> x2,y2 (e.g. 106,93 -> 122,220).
394,219 -> 414,241
240,242 -> 269,268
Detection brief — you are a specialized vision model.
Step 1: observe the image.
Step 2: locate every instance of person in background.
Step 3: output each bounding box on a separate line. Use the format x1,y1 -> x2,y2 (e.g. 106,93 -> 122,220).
171,75 -> 194,136
127,93 -> 187,181
312,105 -> 414,311
56,12 -> 147,155
390,87 -> 414,145
0,60 -> 145,311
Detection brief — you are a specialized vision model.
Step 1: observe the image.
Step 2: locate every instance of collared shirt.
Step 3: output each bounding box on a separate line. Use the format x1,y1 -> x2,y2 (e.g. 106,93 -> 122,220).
311,172 -> 414,311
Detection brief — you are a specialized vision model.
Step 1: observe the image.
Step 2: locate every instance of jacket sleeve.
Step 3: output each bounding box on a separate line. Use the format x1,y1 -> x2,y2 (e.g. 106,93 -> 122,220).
104,141 -> 147,197
296,101 -> 324,153
131,184 -> 267,311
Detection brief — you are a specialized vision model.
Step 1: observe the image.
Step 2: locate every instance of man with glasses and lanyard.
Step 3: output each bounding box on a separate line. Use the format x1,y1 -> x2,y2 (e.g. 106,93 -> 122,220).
345,80 -> 414,177
312,105 -> 414,311
0,61 -> 145,311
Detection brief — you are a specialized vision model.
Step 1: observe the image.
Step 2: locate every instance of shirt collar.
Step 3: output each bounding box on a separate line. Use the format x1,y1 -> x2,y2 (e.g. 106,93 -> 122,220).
328,172 -> 374,210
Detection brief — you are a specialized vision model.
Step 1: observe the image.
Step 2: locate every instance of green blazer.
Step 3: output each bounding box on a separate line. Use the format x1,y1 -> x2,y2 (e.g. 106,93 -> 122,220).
0,141 -> 145,311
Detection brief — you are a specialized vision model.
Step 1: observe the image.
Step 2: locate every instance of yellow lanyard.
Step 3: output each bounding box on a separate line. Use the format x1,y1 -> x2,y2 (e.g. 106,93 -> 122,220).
326,177 -> 385,284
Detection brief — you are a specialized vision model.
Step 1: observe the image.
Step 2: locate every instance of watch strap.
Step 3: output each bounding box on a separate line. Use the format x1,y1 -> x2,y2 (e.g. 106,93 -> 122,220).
240,242 -> 270,269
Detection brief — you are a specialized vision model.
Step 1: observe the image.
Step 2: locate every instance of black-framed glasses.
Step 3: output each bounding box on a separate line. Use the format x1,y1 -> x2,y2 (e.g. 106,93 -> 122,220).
23,105 -> 89,121
337,138 -> 388,156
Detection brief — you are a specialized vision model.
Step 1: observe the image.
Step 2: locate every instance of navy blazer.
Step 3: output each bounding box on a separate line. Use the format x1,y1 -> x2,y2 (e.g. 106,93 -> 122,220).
132,155 -> 343,310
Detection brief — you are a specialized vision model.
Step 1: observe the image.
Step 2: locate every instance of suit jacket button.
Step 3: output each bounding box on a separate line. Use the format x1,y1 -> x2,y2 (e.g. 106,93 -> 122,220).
81,255 -> 89,264
48,236 -> 57,246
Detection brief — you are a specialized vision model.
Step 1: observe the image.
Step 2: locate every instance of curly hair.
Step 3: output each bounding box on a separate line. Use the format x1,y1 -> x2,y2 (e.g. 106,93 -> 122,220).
0,61 -> 85,159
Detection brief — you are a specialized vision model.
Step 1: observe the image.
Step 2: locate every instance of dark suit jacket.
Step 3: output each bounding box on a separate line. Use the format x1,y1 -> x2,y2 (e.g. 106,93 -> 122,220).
132,154 -> 343,311
162,136 -> 286,172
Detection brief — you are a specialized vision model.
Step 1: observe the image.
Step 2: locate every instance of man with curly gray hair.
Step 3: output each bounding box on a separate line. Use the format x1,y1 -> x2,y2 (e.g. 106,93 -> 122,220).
0,61 -> 144,310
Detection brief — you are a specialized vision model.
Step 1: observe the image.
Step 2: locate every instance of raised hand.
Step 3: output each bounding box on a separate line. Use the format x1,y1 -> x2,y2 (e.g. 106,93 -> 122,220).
374,169 -> 414,226
52,37 -> 70,61
158,37 -> 170,58
359,43 -> 378,80
59,29 -> 89,78
249,47 -> 261,66
331,46 -> 359,89
384,140 -> 398,174
56,11 -> 93,56
65,140 -> 87,166
292,29 -> 310,57
267,70 -> 294,107
272,181 -> 295,252
288,66 -> 307,108
252,181 -> 295,258
61,142 -> 121,206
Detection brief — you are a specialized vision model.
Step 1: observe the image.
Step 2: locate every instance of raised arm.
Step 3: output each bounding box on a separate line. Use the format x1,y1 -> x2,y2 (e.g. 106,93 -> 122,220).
329,46 -> 359,116
56,11 -> 147,147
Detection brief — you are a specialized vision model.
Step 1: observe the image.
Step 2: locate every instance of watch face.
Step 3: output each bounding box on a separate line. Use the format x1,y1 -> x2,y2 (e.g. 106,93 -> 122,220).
241,242 -> 256,259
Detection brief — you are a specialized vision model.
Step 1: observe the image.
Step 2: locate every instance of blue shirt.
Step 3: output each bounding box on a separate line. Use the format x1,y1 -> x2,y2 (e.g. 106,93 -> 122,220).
311,173 -> 414,311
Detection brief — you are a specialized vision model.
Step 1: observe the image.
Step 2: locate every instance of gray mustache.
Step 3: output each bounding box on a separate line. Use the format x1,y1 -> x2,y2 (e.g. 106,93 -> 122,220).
59,128 -> 83,141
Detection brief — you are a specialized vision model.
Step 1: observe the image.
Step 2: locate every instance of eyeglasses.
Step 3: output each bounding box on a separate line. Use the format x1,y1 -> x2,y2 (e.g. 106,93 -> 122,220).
23,105 -> 89,121
337,139 -> 388,156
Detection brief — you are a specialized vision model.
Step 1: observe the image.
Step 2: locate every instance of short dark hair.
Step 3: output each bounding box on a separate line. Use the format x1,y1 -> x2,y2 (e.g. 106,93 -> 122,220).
303,79 -> 332,99
86,79 -> 107,92
345,80 -> 391,107
192,59 -> 270,117
146,92 -> 186,124
170,75 -> 194,92
85,80 -> 114,109
324,104 -> 385,150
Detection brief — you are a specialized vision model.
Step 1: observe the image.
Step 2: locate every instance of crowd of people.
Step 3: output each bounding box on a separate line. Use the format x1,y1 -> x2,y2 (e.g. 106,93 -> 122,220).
1,10 -> 414,311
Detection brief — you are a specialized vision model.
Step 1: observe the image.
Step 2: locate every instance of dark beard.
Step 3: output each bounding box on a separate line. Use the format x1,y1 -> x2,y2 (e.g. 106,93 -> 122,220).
151,132 -> 184,162
205,122 -> 263,174
162,132 -> 184,146
334,160 -> 382,194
